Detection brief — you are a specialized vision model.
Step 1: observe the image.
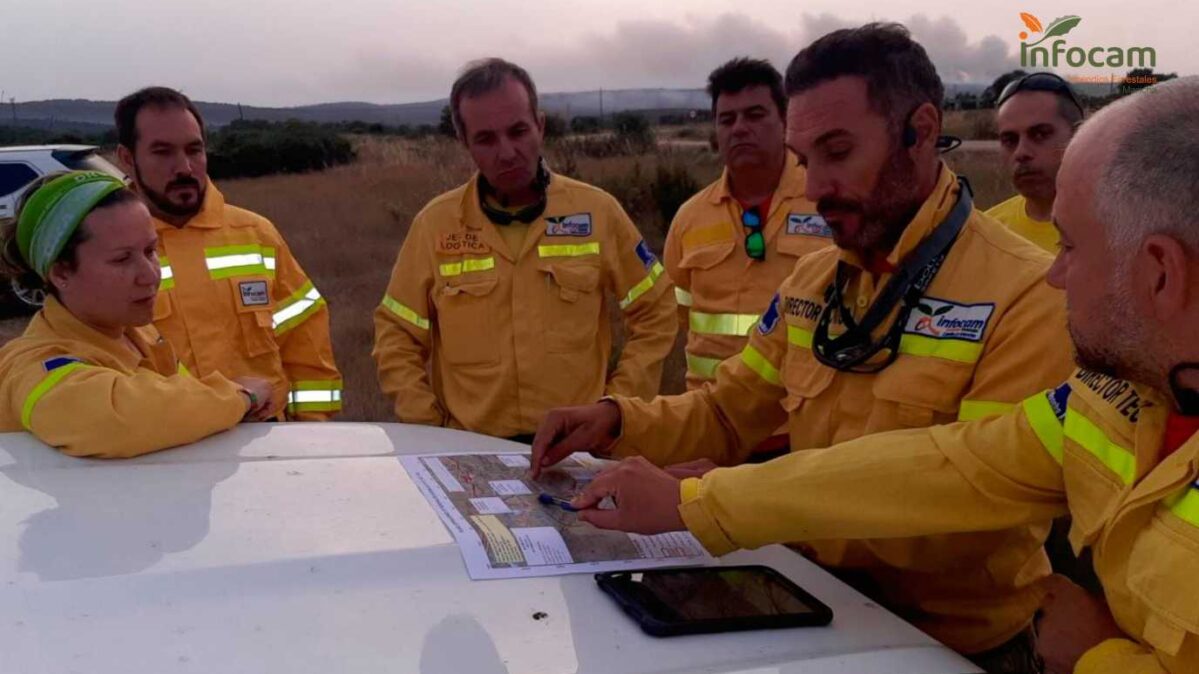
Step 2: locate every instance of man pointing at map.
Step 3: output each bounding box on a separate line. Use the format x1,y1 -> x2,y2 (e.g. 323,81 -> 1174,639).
531,23 -> 1072,671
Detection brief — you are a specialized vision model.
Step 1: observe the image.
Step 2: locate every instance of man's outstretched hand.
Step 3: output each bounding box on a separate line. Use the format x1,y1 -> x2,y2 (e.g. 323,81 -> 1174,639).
569,456 -> 686,535
530,401 -> 622,478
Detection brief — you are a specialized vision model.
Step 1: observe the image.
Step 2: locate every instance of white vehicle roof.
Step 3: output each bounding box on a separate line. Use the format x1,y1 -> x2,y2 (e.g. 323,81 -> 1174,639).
0,423 -> 979,673
0,144 -> 98,154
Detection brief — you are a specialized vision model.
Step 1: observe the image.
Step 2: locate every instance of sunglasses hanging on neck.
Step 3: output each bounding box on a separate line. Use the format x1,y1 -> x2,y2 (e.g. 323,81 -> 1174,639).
742,206 -> 766,260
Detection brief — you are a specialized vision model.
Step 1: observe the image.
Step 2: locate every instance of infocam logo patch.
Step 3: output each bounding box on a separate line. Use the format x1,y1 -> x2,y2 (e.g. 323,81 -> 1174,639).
904,298 -> 995,342
546,213 -> 592,237
239,280 -> 270,307
786,213 -> 832,238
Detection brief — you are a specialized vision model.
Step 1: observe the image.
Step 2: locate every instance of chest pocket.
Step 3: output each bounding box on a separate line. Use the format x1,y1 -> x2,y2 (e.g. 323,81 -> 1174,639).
1125,504 -> 1199,658
870,356 -> 975,429
677,240 -> 737,306
538,259 -> 602,353
229,277 -> 278,358
677,240 -> 736,271
780,338 -> 835,415
437,274 -> 500,365
775,231 -> 831,259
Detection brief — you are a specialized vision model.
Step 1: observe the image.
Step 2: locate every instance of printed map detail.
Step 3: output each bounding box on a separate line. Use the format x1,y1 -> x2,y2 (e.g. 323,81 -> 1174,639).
400,453 -> 710,580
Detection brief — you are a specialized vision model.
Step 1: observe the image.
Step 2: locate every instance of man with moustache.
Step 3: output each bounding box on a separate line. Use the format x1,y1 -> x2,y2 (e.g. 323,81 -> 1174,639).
114,87 -> 342,421
986,73 -> 1085,253
533,24 -> 1071,671
666,58 -> 830,391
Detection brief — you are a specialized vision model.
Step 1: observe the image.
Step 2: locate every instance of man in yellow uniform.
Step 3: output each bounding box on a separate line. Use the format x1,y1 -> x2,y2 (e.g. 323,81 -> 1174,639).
551,76 -> 1199,674
986,73 -> 1084,253
533,25 -> 1071,670
373,59 -> 676,440
667,58 -> 831,388
114,87 -> 342,421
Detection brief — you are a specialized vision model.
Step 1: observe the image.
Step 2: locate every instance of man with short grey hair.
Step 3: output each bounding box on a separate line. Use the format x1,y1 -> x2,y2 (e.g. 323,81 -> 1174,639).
373,58 -> 677,440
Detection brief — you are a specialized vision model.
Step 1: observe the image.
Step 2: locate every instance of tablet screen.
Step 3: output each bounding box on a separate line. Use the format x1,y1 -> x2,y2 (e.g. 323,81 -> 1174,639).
631,568 -> 818,621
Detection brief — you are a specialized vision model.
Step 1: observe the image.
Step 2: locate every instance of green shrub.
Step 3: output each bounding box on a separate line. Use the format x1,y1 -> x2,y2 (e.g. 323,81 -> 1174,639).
570,116 -> 601,134
543,113 -> 567,139
612,112 -> 655,151
207,120 -> 355,179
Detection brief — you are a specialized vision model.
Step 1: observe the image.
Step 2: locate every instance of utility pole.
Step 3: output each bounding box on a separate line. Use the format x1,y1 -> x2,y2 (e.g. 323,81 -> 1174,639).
598,88 -> 604,122
238,103 -> 245,121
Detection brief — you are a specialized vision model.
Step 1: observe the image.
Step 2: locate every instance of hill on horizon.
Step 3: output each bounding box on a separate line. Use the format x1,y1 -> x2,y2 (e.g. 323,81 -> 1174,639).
3,83 -> 996,134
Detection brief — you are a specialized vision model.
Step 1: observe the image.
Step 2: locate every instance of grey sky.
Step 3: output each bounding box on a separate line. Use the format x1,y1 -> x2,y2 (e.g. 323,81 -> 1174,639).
5,0 -> 1194,106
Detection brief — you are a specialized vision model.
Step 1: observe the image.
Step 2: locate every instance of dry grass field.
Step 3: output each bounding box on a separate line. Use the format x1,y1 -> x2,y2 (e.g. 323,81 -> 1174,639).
0,119 -> 1017,423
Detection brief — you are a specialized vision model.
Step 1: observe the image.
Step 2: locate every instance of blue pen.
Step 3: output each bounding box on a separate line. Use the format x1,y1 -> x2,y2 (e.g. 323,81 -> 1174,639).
538,492 -> 579,512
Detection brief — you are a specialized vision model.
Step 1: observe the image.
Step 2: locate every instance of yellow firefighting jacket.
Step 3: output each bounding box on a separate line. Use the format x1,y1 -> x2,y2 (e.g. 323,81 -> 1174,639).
985,194 -> 1060,253
0,297 -> 246,458
665,153 -> 832,388
680,368 -> 1199,674
374,172 -> 677,438
611,166 -> 1072,653
152,183 -> 341,420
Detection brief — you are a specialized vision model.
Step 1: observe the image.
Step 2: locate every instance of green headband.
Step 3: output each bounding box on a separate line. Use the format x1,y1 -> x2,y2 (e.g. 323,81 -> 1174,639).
16,171 -> 126,280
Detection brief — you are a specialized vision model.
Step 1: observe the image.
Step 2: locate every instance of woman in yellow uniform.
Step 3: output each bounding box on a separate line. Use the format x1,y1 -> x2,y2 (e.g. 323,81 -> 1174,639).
0,171 -> 275,458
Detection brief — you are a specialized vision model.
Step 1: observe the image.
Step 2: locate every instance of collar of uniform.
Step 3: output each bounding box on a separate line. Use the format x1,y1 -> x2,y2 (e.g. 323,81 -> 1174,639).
459,170 -> 562,231
839,162 -> 957,272
707,150 -> 804,207
1125,382 -> 1197,505
152,180 -> 227,231
39,296 -> 156,370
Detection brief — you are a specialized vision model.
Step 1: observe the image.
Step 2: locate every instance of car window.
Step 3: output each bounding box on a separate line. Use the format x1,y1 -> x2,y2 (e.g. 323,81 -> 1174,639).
0,163 -> 39,198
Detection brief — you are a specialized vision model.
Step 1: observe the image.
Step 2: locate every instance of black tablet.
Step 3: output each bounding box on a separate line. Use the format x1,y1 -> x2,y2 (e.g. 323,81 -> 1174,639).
595,565 -> 834,637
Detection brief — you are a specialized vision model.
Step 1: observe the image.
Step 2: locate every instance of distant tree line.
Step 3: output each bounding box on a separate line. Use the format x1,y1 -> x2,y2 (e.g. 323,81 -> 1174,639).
205,119 -> 355,179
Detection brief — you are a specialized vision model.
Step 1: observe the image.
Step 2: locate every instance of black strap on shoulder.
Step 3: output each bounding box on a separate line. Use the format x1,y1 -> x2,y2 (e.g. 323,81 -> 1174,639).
812,178 -> 974,372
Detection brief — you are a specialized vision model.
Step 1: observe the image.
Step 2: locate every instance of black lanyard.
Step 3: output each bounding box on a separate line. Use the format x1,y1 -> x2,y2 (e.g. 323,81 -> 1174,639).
812,178 -> 974,373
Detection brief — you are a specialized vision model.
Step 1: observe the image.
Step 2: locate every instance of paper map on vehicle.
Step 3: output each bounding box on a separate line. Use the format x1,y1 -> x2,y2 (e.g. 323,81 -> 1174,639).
400,452 -> 710,580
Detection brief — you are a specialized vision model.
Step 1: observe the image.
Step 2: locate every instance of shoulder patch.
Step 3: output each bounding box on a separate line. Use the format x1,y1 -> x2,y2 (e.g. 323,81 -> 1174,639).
787,213 -> 833,238
1047,382 -> 1072,421
546,213 -> 593,237
635,240 -> 658,269
43,356 -> 82,372
904,298 -> 995,343
758,293 -> 782,335
436,231 -> 489,255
